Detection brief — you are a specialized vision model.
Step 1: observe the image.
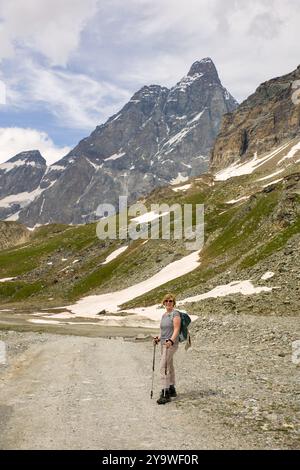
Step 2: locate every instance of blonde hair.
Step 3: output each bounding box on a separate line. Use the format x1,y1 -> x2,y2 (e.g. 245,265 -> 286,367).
162,293 -> 176,306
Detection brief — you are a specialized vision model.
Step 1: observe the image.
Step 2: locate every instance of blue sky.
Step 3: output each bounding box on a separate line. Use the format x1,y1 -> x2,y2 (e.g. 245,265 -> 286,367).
0,0 -> 299,164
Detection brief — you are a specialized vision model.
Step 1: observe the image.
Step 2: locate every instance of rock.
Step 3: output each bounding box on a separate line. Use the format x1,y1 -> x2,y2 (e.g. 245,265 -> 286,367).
97,309 -> 107,315
0,220 -> 31,250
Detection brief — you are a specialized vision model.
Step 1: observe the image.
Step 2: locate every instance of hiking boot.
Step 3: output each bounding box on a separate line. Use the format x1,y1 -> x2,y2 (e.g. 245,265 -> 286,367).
169,385 -> 177,397
157,389 -> 171,405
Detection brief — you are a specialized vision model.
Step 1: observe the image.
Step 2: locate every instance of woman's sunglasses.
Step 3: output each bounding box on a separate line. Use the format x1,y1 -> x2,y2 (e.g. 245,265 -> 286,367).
164,300 -> 174,303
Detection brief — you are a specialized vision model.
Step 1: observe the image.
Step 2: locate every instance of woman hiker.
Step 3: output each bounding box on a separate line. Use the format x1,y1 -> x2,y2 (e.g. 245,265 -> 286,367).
153,293 -> 181,405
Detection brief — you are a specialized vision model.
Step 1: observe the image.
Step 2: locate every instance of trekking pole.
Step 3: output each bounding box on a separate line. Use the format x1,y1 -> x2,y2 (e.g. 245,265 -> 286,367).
164,344 -> 168,397
150,341 -> 157,399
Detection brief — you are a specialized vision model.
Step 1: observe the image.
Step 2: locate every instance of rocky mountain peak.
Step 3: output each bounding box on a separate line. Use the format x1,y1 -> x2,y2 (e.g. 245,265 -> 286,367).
9,150 -> 46,166
0,149 -> 47,221
1,59 -> 238,226
130,84 -> 169,104
136,84 -> 166,95
187,57 -> 220,82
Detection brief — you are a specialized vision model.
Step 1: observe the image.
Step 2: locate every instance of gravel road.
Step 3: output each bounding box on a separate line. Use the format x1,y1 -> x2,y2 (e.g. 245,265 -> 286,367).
1,333 -> 218,450
0,314 -> 299,450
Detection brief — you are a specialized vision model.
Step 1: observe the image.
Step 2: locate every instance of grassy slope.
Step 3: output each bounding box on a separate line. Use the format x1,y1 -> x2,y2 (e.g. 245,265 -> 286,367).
0,164 -> 299,309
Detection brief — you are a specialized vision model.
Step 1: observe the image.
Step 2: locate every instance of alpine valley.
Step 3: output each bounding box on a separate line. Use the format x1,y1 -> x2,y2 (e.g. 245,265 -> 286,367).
0,59 -> 299,314
0,60 -> 299,450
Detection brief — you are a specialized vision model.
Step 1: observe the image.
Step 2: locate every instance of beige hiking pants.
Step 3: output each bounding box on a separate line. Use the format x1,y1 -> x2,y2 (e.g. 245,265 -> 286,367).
160,342 -> 179,389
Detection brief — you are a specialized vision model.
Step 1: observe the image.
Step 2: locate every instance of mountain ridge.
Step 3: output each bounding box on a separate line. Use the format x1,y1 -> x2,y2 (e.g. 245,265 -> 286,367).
0,58 -> 237,226
210,63 -> 300,172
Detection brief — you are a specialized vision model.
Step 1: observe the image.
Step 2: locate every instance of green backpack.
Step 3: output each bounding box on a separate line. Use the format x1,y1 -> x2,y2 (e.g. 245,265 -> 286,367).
172,309 -> 192,343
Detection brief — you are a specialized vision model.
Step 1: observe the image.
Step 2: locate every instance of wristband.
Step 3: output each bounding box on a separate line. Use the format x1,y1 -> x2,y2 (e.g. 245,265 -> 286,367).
167,338 -> 174,345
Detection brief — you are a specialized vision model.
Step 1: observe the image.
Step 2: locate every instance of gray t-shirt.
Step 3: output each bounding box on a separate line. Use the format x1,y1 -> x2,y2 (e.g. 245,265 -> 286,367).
160,309 -> 180,344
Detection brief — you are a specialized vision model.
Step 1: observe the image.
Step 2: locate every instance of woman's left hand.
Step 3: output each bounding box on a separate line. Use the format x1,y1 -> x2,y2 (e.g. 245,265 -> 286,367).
165,340 -> 172,349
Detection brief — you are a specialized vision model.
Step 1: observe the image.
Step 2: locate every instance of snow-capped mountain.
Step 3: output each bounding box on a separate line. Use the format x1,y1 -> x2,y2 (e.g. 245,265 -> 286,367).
0,150 -> 46,221
0,58 -> 238,226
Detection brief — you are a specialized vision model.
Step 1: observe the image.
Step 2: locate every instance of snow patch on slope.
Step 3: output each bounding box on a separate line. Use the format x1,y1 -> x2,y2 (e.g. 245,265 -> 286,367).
0,187 -> 44,208
214,141 -> 292,181
58,250 -> 201,317
177,280 -> 276,304
172,184 -> 191,192
256,169 -> 284,181
170,173 -> 189,185
225,196 -> 250,204
277,141 -> 300,165
101,246 -> 128,264
131,210 -> 169,224
262,178 -> 283,188
104,152 -> 126,162
171,72 -> 204,93
188,109 -> 206,124
261,271 -> 274,280
0,277 -> 16,282
0,160 -> 40,173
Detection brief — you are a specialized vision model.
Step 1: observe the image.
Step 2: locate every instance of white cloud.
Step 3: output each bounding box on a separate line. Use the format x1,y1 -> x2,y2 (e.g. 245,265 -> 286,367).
5,59 -> 132,129
0,127 -> 71,164
77,0 -> 300,102
0,0 -> 299,141
0,79 -> 6,104
0,0 -> 99,66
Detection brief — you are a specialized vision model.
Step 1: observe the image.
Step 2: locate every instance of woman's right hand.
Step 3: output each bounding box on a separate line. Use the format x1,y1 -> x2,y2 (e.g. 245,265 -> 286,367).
153,336 -> 160,345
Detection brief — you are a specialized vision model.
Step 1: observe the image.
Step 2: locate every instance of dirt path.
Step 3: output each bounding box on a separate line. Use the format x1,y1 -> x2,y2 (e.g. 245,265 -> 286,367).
0,314 -> 299,450
0,334 -> 218,450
